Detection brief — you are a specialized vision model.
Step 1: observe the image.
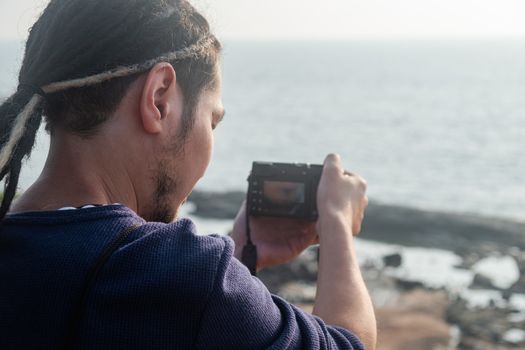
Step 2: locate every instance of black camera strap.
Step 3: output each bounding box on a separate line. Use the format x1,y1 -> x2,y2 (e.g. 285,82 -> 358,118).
64,223 -> 142,349
241,223 -> 257,276
241,188 -> 258,276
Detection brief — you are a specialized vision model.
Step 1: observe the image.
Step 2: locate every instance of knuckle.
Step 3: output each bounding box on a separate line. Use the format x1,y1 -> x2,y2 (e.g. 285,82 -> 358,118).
349,176 -> 361,186
357,176 -> 368,190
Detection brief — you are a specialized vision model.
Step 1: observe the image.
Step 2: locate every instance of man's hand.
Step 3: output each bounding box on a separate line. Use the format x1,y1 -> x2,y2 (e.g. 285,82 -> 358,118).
231,203 -> 319,271
316,153 -> 368,236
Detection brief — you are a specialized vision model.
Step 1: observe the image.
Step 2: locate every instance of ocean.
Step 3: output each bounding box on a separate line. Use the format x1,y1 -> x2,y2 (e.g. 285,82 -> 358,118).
1,40 -> 524,221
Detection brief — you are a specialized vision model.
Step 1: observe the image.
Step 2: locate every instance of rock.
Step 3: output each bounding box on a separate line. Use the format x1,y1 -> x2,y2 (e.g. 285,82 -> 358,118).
470,273 -> 499,290
395,279 -> 425,291
509,254 -> 525,294
459,337 -> 517,350
446,297 -> 520,349
455,252 -> 482,270
362,203 -> 525,253
510,277 -> 525,294
187,190 -> 245,219
383,253 -> 402,268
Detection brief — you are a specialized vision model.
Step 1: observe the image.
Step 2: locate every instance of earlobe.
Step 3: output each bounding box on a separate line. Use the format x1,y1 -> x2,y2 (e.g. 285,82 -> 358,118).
139,63 -> 177,134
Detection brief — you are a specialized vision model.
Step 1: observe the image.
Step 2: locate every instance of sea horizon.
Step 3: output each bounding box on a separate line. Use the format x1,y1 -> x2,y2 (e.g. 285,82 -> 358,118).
1,39 -> 524,222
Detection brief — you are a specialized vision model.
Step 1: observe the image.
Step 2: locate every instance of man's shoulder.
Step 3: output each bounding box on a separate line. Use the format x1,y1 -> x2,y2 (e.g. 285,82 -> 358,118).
86,217 -> 236,322
3,205 -> 237,300
96,216 -> 234,294
77,217 -> 238,347
125,217 -> 233,270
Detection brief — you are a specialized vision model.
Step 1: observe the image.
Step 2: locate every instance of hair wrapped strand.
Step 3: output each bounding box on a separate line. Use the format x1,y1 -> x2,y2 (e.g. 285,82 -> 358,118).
0,94 -> 44,174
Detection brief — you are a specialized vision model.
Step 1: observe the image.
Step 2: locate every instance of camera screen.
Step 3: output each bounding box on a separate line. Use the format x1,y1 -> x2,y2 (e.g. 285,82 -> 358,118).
263,181 -> 305,205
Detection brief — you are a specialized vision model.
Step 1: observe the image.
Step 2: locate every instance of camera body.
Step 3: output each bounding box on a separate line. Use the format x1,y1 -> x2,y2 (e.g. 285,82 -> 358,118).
247,161 -> 323,220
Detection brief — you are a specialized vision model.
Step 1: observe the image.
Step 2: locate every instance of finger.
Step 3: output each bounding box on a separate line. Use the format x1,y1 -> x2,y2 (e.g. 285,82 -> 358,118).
323,153 -> 343,174
325,153 -> 342,165
348,175 -> 367,192
353,222 -> 362,236
358,176 -> 368,191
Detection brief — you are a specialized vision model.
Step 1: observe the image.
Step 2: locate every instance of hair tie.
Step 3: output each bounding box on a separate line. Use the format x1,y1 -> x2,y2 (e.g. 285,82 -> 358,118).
17,83 -> 47,98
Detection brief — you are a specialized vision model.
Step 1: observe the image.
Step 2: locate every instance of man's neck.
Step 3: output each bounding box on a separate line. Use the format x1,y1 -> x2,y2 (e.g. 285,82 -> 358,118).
10,133 -> 141,214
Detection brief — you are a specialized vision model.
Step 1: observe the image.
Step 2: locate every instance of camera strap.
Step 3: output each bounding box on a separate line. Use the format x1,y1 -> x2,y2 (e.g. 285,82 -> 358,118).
241,189 -> 258,276
241,240 -> 258,276
64,223 -> 143,348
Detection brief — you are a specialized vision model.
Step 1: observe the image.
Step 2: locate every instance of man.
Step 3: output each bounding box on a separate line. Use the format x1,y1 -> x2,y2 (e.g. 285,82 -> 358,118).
0,0 -> 376,349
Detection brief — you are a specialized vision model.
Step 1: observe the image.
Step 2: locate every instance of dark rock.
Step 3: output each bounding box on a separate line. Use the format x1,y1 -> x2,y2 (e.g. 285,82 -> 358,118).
455,253 -> 481,270
383,253 -> 402,268
508,253 -> 525,294
509,276 -> 525,294
187,190 -> 245,219
395,279 -> 425,291
362,202 -> 525,253
470,273 -> 499,290
447,297 -> 520,349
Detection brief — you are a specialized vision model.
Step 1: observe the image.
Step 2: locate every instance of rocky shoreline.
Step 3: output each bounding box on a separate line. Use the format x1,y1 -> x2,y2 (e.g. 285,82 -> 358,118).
187,190 -> 525,349
187,190 -> 525,252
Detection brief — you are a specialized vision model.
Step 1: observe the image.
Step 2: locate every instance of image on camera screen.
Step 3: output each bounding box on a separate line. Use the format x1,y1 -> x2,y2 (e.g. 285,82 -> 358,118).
263,181 -> 305,206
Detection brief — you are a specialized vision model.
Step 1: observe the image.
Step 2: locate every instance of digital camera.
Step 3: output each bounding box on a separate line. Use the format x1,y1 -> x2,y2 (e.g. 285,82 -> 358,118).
247,161 -> 323,220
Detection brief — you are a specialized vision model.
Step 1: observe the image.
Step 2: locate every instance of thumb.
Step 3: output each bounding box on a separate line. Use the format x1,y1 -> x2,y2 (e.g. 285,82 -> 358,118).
323,153 -> 343,174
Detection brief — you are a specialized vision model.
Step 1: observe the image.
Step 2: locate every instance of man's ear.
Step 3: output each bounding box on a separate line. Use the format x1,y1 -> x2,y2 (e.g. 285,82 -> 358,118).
139,62 -> 179,134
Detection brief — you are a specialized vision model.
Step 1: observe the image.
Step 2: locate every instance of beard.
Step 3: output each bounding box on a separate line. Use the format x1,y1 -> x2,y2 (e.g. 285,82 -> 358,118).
148,161 -> 178,223
146,114 -> 194,223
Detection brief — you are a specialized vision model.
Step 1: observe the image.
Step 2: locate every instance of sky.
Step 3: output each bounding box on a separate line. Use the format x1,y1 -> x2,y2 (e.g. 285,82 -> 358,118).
2,0 -> 525,41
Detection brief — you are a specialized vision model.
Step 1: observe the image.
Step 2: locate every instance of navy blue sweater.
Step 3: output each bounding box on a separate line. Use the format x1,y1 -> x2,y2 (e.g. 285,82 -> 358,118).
0,205 -> 364,349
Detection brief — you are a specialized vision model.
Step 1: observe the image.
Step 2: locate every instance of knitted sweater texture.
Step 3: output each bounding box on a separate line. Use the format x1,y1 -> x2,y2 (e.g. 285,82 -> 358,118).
0,205 -> 364,349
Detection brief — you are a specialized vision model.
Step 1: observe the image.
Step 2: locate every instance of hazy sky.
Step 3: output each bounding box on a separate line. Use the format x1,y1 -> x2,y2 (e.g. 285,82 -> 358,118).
2,0 -> 525,41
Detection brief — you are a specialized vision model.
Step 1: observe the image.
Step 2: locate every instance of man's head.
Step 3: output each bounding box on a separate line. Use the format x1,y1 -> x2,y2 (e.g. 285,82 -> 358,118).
108,61 -> 225,222
0,0 -> 222,221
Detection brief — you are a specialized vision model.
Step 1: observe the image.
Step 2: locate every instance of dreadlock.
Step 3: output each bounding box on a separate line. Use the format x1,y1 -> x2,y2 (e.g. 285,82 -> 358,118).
0,0 -> 221,221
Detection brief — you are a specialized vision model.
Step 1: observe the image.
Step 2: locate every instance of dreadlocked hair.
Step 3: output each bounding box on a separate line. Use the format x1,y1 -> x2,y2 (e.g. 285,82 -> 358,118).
0,0 -> 221,221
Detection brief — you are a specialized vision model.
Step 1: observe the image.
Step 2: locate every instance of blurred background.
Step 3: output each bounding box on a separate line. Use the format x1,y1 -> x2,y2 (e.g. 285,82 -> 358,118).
2,0 -> 524,219
1,0 -> 524,349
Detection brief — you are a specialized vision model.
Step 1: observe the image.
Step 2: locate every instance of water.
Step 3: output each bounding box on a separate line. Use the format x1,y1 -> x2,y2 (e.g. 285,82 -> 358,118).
1,40 -> 524,221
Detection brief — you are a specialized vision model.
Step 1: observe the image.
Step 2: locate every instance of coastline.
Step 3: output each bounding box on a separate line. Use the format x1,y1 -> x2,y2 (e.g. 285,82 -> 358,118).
187,190 -> 525,349
187,190 -> 525,252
